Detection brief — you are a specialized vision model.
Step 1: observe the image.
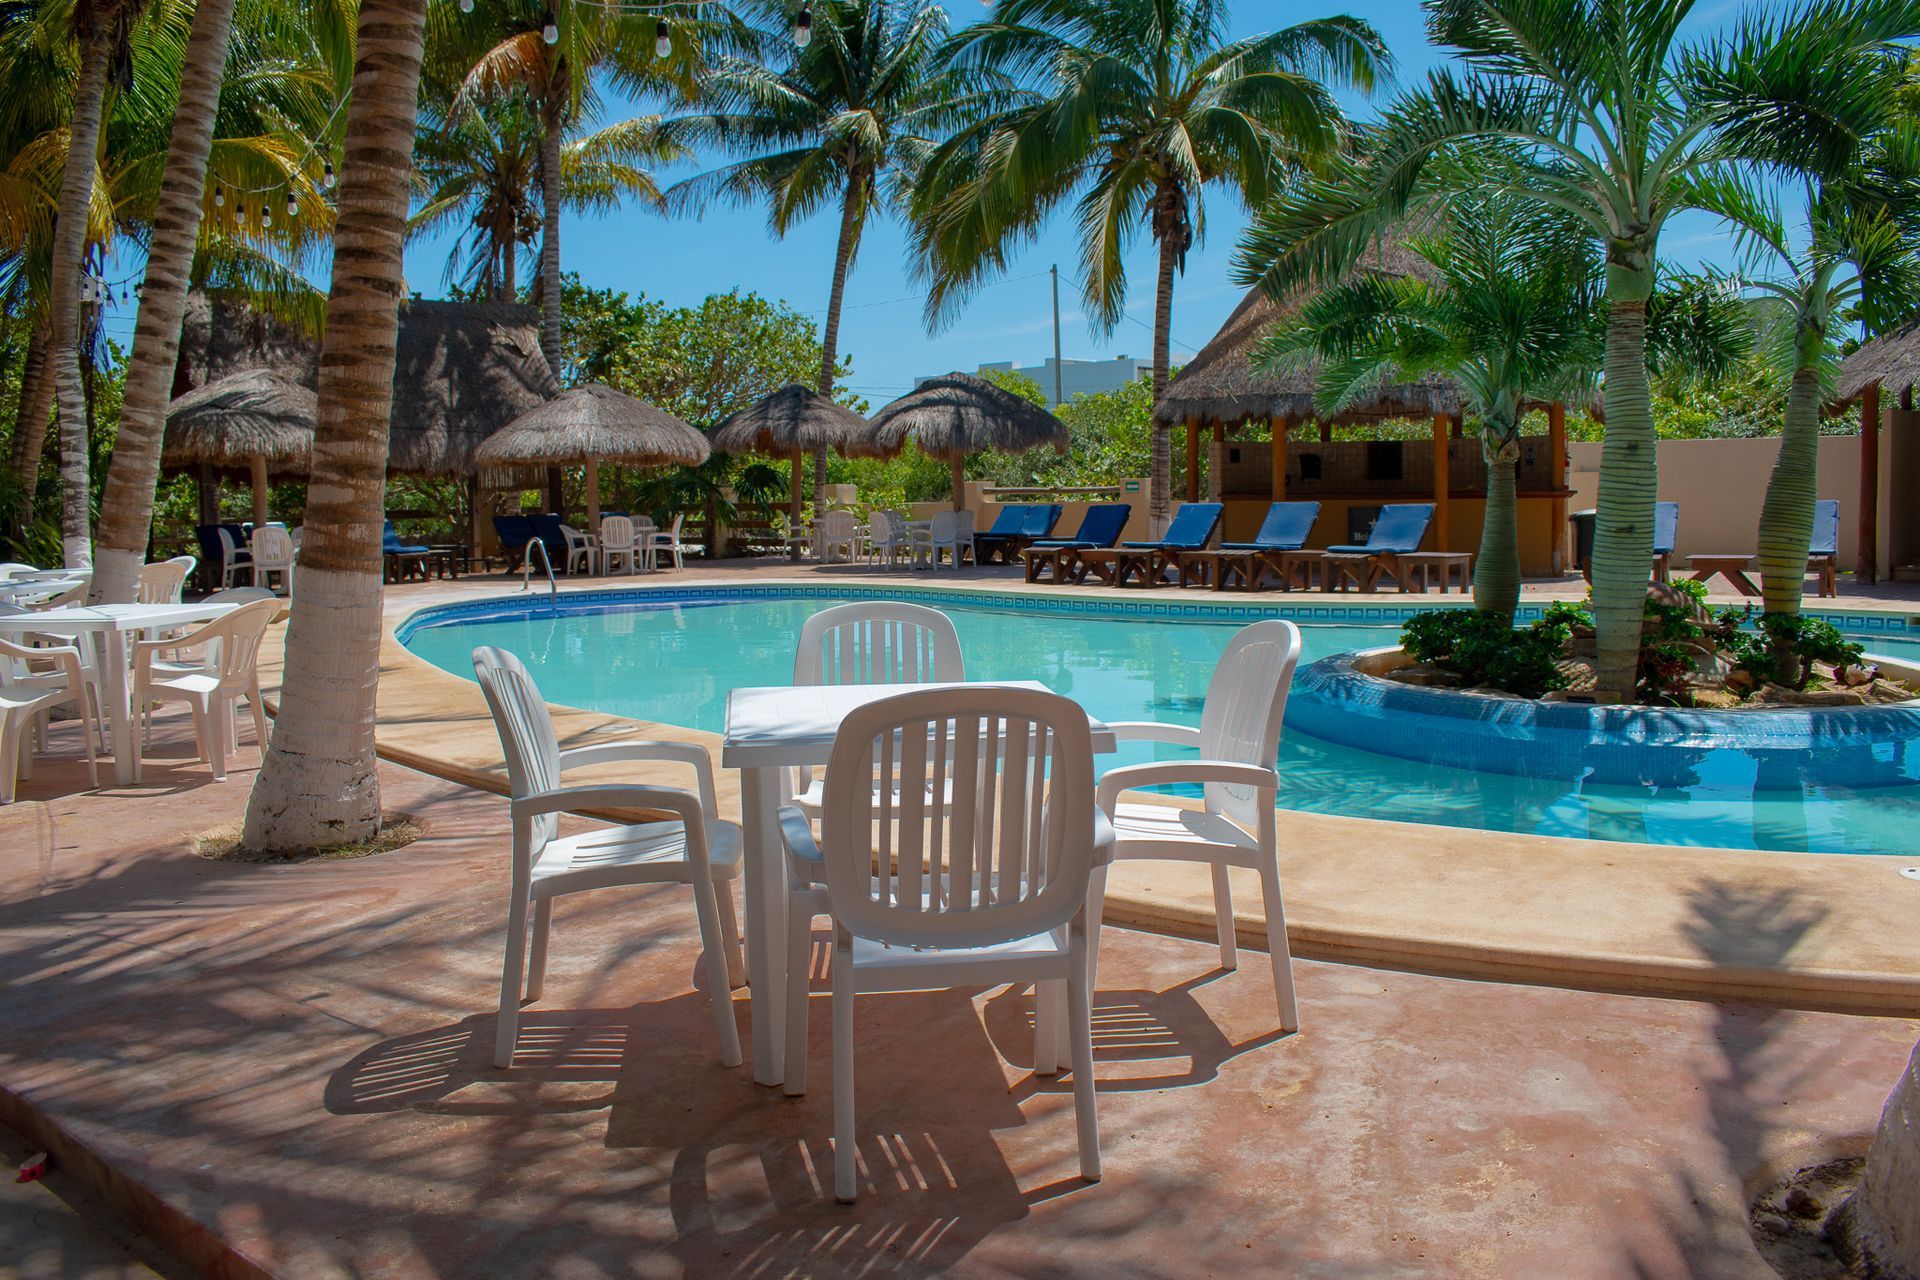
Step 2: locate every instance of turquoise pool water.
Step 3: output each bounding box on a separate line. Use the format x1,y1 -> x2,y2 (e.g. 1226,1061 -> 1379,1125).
401,591 -> 1920,856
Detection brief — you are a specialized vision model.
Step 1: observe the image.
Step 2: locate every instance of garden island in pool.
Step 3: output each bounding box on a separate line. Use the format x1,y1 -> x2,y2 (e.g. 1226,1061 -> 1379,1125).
399,585 -> 1920,857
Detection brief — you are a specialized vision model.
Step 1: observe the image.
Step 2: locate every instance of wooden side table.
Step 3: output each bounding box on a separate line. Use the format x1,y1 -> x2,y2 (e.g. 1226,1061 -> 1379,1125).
1276,550 -> 1327,591
1686,554 -> 1761,597
1395,551 -> 1475,594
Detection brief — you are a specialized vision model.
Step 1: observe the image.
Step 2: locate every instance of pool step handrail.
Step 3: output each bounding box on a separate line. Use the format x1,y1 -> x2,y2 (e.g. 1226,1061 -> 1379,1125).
520,537 -> 557,605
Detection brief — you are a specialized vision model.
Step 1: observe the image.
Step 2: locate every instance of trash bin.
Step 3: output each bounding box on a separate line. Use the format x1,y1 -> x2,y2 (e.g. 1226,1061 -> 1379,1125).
1569,509 -> 1597,577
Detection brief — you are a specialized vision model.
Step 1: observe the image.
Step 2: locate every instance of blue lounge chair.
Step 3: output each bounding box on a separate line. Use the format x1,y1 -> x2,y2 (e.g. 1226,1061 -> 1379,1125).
1652,501 -> 1679,581
1022,503 -> 1132,582
1224,501 -> 1320,553
1082,502 -> 1224,587
526,514 -> 571,569
1323,503 -> 1434,592
1808,499 -> 1841,598
1121,502 -> 1222,554
383,520 -> 432,582
1169,501 -> 1322,590
973,503 -> 1064,564
492,515 -> 534,570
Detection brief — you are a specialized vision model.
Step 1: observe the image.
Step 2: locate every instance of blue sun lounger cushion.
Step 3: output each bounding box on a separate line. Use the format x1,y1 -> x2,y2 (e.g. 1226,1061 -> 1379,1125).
1029,503 -> 1132,551
1325,503 -> 1434,555
1222,501 -> 1320,552
1120,502 -> 1223,552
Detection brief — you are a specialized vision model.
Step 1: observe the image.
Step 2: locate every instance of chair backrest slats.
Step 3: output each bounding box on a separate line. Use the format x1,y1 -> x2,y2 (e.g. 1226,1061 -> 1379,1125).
473,646 -> 564,850
1653,501 -> 1680,556
1810,500 -> 1840,558
795,602 -> 964,688
251,525 -> 294,567
136,559 -> 191,604
1198,620 -> 1303,828
601,515 -> 635,550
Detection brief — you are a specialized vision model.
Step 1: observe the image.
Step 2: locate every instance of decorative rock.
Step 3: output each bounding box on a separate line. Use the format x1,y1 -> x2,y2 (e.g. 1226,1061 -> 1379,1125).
1725,669 -> 1756,694
1766,687 -> 1868,707
1841,663 -> 1878,687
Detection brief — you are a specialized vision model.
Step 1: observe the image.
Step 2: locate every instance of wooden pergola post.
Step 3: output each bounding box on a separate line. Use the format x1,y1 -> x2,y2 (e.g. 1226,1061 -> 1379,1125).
1431,413 -> 1453,549
1860,381 -> 1881,584
1319,422 -> 1333,444
197,464 -> 219,526
1548,401 -> 1567,574
1209,420 -> 1225,500
1270,416 -> 1288,501
789,451 -> 804,562
584,459 -> 602,533
1185,418 -> 1201,503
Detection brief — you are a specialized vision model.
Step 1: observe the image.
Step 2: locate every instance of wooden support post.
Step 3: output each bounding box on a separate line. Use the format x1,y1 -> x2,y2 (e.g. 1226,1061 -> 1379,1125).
950,454 -> 966,511
546,466 -> 565,518
197,464 -> 219,526
1319,421 -> 1332,444
249,454 -> 270,529
1861,381 -> 1881,584
469,475 -> 489,559
1548,401 -> 1567,574
585,459 -> 602,533
1209,420 -> 1225,501
1185,419 -> 1201,503
1432,413 -> 1452,549
1271,416 -> 1288,501
789,451 -> 803,562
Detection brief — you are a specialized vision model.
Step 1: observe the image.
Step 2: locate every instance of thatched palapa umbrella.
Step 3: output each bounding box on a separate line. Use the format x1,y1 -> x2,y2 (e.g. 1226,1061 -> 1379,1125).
868,372 -> 1069,509
711,384 -> 871,558
475,383 -> 711,531
163,368 -> 317,528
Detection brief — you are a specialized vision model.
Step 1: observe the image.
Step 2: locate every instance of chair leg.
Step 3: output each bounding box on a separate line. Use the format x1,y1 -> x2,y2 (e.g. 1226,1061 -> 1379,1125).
1067,931 -> 1102,1182
717,881 -> 746,988
73,694 -> 98,788
495,893 -> 530,1068
1211,863 -> 1238,971
1085,865 -> 1110,995
831,929 -> 858,1203
0,715 -> 23,804
248,679 -> 269,748
784,891 -> 814,1097
1034,980 -> 1062,1077
689,871 -> 744,1068
1257,857 -> 1300,1033
526,897 -> 553,1001
206,697 -> 229,782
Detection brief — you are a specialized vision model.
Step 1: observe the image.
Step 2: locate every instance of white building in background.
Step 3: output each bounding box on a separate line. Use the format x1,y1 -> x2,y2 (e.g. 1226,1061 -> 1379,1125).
917,354 -> 1152,406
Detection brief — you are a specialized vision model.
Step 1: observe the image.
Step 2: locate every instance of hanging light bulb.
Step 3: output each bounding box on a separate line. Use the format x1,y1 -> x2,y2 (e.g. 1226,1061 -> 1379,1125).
286,189 -> 298,219
213,184 -> 225,208
655,18 -> 670,57
794,5 -> 811,46
322,161 -> 335,192
541,9 -> 558,43
261,202 -> 273,229
79,276 -> 92,305
120,285 -> 128,304
458,0 -> 473,10
134,283 -> 144,301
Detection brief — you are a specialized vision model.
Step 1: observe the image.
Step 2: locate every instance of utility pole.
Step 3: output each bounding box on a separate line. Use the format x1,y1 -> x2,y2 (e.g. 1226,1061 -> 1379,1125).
1050,263 -> 1063,408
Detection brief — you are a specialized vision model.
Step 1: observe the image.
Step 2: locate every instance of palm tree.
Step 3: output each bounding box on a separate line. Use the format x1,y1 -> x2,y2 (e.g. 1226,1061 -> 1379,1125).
910,0 -> 1391,532
1257,188 -> 1604,622
665,0 -> 1007,532
1236,0 -> 1919,698
241,0 -> 431,854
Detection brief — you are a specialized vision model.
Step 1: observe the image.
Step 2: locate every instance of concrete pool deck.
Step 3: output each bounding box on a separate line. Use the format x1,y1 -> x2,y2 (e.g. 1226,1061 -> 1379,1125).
303,561 -> 1920,1017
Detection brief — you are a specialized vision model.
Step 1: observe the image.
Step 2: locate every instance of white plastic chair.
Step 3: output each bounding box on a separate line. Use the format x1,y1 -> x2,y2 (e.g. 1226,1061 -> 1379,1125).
0,637 -> 98,802
471,646 -> 744,1070
864,511 -> 912,569
559,525 -> 597,575
215,529 -> 252,588
776,684 -> 1103,1202
912,510 -> 973,569
131,597 -> 279,782
1093,619 -> 1304,1030
600,515 -> 640,576
646,514 -> 694,573
812,510 -> 859,563
249,526 -> 294,593
136,556 -> 195,604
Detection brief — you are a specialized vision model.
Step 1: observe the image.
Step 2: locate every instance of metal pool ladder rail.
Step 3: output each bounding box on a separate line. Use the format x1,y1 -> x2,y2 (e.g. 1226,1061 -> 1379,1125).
520,538 -> 556,606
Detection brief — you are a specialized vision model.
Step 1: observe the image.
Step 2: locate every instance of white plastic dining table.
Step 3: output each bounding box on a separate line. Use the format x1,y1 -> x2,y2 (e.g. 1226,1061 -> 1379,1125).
722,679 -> 1116,1086
0,601 -> 240,785
0,577 -> 86,604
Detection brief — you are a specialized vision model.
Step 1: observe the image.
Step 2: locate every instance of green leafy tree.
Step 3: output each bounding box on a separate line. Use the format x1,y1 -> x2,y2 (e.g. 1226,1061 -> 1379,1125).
1234,0 -> 1920,698
910,0 -> 1390,532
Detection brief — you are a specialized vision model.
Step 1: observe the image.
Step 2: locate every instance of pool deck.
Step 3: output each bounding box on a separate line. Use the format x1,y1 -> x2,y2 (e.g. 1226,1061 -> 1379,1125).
324,559 -> 1920,1018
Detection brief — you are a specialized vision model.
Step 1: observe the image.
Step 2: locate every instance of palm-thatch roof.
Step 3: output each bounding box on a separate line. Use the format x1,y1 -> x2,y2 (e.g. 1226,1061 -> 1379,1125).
1154,240 -> 1468,428
162,369 -> 315,475
867,372 -> 1069,459
1833,317 -> 1920,408
474,384 -> 711,468
175,292 -> 558,474
709,383 -> 871,456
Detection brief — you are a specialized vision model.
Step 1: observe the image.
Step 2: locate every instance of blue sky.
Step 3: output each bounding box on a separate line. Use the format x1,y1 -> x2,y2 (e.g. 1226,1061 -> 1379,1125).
399,0 -> 1756,405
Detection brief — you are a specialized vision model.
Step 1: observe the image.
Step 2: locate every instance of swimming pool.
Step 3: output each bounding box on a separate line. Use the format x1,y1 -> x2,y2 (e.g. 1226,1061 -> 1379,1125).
399,587 -> 1920,856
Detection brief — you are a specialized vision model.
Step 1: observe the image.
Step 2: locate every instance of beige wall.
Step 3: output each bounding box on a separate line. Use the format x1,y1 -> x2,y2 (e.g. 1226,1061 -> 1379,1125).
1568,435 -> 1864,571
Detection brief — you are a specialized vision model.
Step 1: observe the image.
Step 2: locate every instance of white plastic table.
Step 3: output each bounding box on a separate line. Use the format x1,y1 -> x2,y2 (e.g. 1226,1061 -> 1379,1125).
721,679 -> 1115,1086
0,601 -> 239,785
0,577 -> 86,604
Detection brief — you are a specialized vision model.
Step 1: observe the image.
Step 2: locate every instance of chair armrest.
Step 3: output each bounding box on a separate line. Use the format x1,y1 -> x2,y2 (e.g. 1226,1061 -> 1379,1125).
1093,805 -> 1115,862
510,783 -> 704,832
558,739 -> 718,818
1097,760 -> 1275,811
777,804 -> 824,880
1104,721 -> 1203,747
0,639 -> 85,690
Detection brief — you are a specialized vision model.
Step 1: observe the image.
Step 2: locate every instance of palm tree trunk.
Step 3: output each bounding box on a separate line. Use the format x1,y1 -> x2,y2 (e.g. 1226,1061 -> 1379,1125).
91,0 -> 236,603
1474,420 -> 1522,623
812,174 -> 863,531
9,321 -> 51,525
1590,262 -> 1657,699
1847,1038 -> 1920,1277
47,16 -> 118,570
1756,362 -> 1823,622
537,76 -> 566,384
240,0 -> 429,854
1148,229 -> 1179,534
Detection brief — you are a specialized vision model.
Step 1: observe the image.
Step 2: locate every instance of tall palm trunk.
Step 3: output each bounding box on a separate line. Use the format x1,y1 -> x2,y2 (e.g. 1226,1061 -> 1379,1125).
1756,358 -> 1824,622
1475,408 -> 1522,622
241,0 -> 430,854
812,173 -> 863,530
1148,226 -> 1179,534
1848,1038 -> 1920,1276
92,0 -> 237,603
9,322 -> 51,523
537,73 -> 566,383
48,15 -> 119,570
1589,257 -> 1658,698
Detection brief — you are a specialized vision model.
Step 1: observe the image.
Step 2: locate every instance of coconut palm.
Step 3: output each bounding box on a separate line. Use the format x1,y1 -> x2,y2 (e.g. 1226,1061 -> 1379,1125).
664,0 -> 1011,532
1233,0 -> 1920,698
242,0 -> 431,854
909,0 -> 1391,532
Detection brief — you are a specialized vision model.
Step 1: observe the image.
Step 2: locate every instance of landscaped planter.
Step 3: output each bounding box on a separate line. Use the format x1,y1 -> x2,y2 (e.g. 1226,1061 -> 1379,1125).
1286,647 -> 1920,790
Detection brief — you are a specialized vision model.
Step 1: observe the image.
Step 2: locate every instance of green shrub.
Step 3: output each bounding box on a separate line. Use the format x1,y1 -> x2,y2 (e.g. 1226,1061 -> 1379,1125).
1712,609 -> 1864,692
1400,609 -> 1570,699
1637,590 -> 1708,704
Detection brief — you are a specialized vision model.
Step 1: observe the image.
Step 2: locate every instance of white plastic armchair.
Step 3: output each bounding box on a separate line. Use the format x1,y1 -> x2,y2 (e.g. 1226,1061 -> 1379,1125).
645,514 -> 694,573
599,515 -> 640,575
911,509 -> 975,569
864,510 -> 912,568
249,526 -> 294,593
0,637 -> 97,802
136,556 -> 196,604
812,510 -> 859,563
559,525 -> 597,575
132,597 -> 278,782
778,684 -> 1102,1202
472,645 -> 744,1070
1093,619 -> 1303,1031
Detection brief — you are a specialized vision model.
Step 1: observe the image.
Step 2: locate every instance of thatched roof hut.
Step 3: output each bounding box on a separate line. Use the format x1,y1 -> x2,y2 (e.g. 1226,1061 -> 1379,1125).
1154,240 -> 1467,428
710,383 -> 870,456
162,369 -> 315,475
1834,318 -> 1920,408
175,292 -> 557,474
869,372 -> 1069,507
